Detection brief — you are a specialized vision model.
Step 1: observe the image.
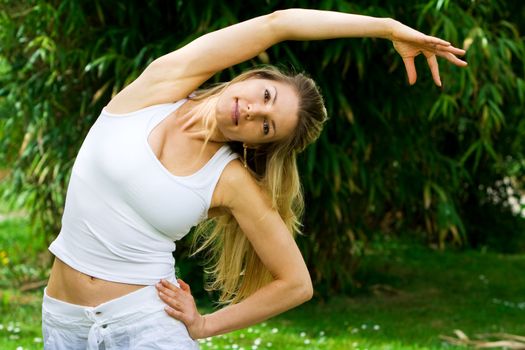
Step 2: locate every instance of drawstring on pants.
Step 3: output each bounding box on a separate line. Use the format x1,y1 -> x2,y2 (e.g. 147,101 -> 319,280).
84,308 -> 108,350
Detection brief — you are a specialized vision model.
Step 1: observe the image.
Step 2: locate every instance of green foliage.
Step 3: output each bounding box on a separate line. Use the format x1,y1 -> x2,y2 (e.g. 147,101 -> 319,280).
1,0 -> 524,294
0,216 -> 49,288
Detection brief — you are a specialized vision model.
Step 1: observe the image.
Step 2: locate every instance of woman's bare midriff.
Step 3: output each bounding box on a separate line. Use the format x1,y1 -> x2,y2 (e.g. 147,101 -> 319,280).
46,258 -> 147,307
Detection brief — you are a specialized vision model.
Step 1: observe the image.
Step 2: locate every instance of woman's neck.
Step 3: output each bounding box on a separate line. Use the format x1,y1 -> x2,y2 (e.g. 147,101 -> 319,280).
176,97 -> 228,143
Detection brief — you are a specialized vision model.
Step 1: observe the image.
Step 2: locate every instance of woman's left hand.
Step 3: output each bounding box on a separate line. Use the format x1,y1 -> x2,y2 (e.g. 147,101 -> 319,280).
156,279 -> 207,339
389,20 -> 468,86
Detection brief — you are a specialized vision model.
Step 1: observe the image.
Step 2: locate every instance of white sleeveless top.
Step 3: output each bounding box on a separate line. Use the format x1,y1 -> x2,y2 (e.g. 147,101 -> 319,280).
49,100 -> 238,285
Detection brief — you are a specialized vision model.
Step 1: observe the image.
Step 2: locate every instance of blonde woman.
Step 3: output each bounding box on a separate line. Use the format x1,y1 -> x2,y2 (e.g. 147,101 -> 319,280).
43,8 -> 467,349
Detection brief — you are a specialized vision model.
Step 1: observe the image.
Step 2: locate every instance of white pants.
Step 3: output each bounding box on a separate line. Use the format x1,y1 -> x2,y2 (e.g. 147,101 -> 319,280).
42,284 -> 200,349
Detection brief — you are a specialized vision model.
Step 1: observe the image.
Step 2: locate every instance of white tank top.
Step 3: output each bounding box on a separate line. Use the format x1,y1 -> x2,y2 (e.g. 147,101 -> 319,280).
49,100 -> 238,285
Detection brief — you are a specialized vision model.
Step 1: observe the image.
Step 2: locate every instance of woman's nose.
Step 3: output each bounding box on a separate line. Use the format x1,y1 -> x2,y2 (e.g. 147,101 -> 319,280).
246,104 -> 262,120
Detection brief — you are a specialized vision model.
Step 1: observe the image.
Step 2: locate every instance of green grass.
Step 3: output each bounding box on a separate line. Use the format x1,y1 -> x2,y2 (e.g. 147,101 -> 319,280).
1,214 -> 524,350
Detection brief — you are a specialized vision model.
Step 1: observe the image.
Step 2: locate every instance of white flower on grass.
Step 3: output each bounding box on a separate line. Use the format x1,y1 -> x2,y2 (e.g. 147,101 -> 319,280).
0,324 -> 3,330
34,337 -> 43,343
251,346 -> 257,350
352,342 -> 359,347
248,328 -> 253,333
304,339 -> 311,345
373,325 -> 380,331
13,327 -> 20,333
351,328 -> 359,333
361,324 -> 367,330
271,328 -> 278,334
300,331 -> 306,337
319,331 -> 325,336
240,333 -> 245,338
232,344 -> 238,349
266,342 -> 273,347
254,338 -> 261,345
16,347 -> 23,350
9,334 -> 20,340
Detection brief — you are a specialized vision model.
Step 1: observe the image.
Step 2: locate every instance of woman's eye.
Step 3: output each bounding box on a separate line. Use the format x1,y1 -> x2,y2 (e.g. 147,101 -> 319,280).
264,89 -> 270,102
263,120 -> 270,135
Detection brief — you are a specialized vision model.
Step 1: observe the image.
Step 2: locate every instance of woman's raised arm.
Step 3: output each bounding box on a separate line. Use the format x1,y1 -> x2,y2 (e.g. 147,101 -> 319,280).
106,9 -> 467,113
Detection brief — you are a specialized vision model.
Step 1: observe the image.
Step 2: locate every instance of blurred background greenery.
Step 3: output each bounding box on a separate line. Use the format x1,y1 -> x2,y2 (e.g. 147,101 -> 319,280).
1,0 -> 525,349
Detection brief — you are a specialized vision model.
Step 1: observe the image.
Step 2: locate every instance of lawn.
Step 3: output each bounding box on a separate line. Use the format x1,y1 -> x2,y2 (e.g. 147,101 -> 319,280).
1,213 -> 524,350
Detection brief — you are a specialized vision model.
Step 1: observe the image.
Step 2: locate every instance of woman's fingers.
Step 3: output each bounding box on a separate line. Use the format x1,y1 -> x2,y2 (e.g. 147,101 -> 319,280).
425,54 -> 441,87
402,56 -> 418,85
156,279 -> 205,338
424,36 -> 450,47
159,291 -> 181,308
439,45 -> 466,56
437,50 -> 468,66
178,278 -> 191,293
392,23 -> 468,86
160,279 -> 180,291
433,45 -> 468,67
164,306 -> 185,320
157,280 -> 180,297
156,279 -> 195,313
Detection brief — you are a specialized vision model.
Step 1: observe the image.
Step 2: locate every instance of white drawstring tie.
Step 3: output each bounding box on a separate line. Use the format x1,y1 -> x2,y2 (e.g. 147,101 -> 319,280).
84,308 -> 107,350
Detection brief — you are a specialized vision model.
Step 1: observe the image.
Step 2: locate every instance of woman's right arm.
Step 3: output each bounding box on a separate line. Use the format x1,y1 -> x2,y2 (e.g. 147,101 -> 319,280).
106,9 -> 466,113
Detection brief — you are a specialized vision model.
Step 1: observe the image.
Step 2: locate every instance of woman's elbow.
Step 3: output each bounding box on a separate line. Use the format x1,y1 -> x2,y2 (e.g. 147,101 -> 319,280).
301,280 -> 314,302
266,9 -> 290,42
290,278 -> 314,305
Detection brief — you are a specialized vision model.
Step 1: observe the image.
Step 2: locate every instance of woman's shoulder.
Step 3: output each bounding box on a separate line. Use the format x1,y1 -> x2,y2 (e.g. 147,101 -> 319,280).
214,160 -> 270,209
220,160 -> 257,189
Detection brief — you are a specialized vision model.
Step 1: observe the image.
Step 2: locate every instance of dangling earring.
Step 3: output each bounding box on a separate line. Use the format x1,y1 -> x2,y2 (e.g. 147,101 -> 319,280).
243,143 -> 248,168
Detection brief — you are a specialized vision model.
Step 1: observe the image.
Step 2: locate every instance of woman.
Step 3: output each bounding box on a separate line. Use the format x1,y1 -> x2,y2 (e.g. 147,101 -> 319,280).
43,8 -> 467,349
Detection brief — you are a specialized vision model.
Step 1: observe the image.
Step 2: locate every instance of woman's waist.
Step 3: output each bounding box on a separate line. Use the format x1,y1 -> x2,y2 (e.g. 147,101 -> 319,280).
46,257 -> 175,307
49,233 -> 176,285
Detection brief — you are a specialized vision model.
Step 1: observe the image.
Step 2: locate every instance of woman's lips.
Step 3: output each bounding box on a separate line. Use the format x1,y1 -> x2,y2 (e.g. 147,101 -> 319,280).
232,98 -> 239,126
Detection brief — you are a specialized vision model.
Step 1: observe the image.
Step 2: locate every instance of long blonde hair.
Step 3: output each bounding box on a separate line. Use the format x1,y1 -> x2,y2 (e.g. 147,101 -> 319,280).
191,66 -> 327,304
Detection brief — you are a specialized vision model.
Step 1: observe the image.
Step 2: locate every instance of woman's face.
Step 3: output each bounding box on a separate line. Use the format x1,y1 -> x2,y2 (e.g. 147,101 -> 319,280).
215,78 -> 299,145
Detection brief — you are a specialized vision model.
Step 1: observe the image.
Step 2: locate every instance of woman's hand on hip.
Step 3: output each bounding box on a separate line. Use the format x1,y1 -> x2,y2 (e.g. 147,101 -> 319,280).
156,279 -> 207,339
388,19 -> 468,86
